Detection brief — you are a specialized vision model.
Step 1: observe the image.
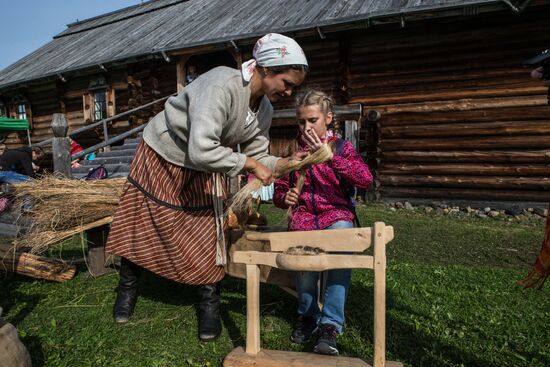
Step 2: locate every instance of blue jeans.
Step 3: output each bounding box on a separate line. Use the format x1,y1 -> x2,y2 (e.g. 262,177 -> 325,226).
295,220 -> 353,333
0,171 -> 31,184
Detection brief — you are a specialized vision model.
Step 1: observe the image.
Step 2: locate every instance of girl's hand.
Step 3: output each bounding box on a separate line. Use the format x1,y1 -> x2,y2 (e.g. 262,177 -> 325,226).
284,187 -> 300,207
301,129 -> 324,152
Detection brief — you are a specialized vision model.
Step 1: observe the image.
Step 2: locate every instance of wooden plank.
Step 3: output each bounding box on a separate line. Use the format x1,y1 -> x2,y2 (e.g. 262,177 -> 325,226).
380,121 -> 550,139
373,222 -> 387,367
359,95 -> 548,115
245,228 -> 388,252
353,86 -> 544,105
232,251 -> 374,271
246,264 -> 261,355
379,135 -> 550,151
380,187 -> 549,202
379,175 -> 550,190
379,150 -> 550,163
223,347 -> 404,367
378,106 -> 550,127
379,163 -> 550,176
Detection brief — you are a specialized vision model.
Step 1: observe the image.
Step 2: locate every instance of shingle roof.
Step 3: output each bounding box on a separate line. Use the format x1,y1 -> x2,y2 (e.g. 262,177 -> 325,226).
0,0 -> 511,90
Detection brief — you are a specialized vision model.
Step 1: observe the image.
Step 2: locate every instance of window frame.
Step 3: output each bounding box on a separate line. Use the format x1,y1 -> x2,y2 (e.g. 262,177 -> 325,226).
16,103 -> 27,120
92,90 -> 108,122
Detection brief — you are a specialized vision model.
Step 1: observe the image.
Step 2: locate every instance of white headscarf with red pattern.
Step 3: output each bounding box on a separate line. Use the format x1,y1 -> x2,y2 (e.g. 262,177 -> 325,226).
241,33 -> 308,82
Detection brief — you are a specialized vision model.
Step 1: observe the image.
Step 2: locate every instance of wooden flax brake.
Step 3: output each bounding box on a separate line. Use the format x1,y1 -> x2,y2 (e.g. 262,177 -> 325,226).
223,222 -> 403,367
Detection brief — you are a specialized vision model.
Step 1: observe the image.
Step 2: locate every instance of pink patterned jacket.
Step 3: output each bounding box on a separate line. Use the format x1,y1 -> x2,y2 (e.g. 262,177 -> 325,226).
273,137 -> 373,231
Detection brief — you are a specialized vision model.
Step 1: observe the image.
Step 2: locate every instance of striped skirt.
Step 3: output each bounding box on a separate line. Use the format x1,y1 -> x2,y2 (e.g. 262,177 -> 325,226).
105,140 -> 226,285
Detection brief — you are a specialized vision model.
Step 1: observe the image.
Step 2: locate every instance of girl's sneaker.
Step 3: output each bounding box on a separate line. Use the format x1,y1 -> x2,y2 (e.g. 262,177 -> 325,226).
290,315 -> 317,344
313,324 -> 339,356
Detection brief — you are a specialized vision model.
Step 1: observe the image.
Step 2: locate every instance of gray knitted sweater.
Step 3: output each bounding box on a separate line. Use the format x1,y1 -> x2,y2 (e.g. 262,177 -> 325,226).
143,66 -> 278,177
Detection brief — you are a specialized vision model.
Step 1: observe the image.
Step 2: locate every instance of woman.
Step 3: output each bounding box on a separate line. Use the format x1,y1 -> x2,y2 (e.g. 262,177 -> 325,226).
105,33 -> 309,341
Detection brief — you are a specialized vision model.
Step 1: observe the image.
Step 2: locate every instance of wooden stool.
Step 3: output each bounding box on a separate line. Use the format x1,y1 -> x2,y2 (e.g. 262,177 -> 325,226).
223,222 -> 402,367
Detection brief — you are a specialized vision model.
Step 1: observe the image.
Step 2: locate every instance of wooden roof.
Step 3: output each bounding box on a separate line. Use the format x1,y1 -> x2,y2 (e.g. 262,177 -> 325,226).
0,0 -> 519,90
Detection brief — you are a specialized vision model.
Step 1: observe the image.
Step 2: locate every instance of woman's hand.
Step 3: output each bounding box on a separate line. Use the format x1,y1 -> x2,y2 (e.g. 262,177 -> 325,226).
284,187 -> 300,207
245,157 -> 272,185
301,129 -> 324,152
275,151 -> 309,174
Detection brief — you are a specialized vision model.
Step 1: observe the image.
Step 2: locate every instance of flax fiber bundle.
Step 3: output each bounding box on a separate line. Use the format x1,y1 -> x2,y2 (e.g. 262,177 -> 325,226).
229,144 -> 333,221
11,176 -> 126,254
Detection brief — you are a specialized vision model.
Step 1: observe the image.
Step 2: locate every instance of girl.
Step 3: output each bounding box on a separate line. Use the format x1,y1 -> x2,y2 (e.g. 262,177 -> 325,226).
273,90 -> 373,355
106,33 -> 309,342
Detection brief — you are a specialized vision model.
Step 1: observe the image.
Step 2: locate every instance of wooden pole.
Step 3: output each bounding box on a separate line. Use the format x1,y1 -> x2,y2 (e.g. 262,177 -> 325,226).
373,222 -> 386,367
51,113 -> 71,178
245,264 -> 261,355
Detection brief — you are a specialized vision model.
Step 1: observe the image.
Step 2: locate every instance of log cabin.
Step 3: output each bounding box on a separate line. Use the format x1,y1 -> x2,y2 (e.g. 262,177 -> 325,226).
0,0 -> 548,206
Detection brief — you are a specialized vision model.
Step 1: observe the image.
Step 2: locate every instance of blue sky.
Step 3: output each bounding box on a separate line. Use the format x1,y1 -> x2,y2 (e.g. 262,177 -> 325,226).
0,0 -> 141,71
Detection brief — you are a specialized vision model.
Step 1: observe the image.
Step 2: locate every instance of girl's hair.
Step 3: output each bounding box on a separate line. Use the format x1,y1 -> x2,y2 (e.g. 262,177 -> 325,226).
295,89 -> 341,135
262,64 -> 309,74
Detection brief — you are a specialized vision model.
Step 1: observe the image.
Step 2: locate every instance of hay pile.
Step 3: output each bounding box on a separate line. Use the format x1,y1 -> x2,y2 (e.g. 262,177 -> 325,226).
12,177 -> 126,254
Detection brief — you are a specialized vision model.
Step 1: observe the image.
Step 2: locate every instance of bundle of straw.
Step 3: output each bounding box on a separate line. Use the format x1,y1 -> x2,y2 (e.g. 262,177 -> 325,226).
11,176 -> 126,254
228,144 -> 333,220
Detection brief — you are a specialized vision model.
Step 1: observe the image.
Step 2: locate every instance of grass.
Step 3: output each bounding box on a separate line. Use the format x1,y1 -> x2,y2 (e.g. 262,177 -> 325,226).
1,203 -> 549,367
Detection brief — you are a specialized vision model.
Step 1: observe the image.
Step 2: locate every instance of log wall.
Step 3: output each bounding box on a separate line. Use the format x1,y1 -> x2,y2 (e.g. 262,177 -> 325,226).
2,4 -> 549,204
346,5 -> 550,202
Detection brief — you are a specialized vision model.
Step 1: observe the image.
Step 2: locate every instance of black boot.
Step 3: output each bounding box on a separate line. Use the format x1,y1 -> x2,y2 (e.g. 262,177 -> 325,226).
113,257 -> 141,324
198,283 -> 222,341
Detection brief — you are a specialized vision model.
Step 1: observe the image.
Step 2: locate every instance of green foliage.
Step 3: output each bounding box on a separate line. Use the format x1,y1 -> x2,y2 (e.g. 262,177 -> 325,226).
1,203 -> 548,366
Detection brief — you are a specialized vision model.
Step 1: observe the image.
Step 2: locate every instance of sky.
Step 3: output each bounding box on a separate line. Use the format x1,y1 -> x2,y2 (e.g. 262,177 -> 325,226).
0,0 -> 142,71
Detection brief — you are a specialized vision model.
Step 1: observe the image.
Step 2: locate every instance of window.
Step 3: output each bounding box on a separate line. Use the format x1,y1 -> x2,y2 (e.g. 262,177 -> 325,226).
83,77 -> 115,123
93,91 -> 107,121
17,103 -> 26,120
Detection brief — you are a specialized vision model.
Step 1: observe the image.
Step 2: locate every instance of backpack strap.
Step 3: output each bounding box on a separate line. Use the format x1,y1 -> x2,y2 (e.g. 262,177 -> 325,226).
333,138 -> 361,227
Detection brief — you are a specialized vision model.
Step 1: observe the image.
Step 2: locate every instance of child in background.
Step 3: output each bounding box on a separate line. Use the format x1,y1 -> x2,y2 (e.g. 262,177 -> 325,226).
273,90 -> 373,355
69,137 -> 84,168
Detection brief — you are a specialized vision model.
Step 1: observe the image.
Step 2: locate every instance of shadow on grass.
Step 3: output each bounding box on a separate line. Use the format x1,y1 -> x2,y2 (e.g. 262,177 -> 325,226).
125,270 -> 253,346
0,275 -> 42,327
136,270 -> 200,306
20,335 -> 45,367
346,282 -> 499,367
1,274 -> 45,366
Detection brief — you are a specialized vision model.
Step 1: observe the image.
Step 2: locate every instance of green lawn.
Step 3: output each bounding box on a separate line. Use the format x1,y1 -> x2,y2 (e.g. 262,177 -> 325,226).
1,203 -> 549,367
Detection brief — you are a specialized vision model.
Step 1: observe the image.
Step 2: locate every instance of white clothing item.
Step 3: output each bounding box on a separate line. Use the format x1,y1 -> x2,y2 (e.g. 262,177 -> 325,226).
245,108 -> 257,128
241,33 -> 308,82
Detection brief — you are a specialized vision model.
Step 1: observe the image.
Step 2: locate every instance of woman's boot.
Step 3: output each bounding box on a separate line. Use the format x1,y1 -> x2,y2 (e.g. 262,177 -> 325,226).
198,283 -> 222,341
113,257 -> 141,324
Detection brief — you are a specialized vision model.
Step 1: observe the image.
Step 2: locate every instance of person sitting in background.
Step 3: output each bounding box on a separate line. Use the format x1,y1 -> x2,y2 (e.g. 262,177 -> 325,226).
69,137 -> 84,168
186,64 -> 200,84
0,146 -> 44,183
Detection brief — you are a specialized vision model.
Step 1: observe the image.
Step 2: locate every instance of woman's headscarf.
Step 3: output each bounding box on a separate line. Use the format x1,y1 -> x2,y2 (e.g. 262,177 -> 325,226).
241,33 -> 308,82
